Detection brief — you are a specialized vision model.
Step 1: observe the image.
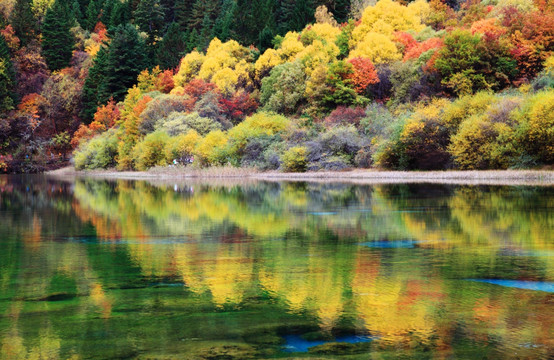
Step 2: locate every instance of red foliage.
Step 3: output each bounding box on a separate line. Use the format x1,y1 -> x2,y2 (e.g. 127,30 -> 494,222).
346,57 -> 379,94
17,93 -> 44,131
1,25 -> 20,52
404,37 -> 444,61
395,32 -> 417,52
324,106 -> 366,127
94,99 -> 120,128
157,69 -> 175,93
219,90 -> 259,124
183,79 -> 218,100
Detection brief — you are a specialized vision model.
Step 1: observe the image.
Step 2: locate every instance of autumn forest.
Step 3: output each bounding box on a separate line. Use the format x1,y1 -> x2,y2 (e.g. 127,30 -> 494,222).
0,0 -> 553,173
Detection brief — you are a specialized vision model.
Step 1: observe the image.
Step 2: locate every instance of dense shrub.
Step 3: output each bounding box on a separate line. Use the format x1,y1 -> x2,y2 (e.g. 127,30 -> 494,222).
324,106 -> 366,127
260,61 -> 307,114
74,130 -> 118,170
155,111 -> 222,136
449,113 -> 516,169
165,130 -> 201,163
514,90 -> 554,164
194,130 -> 229,166
132,131 -> 170,171
139,95 -> 195,135
281,146 -> 308,172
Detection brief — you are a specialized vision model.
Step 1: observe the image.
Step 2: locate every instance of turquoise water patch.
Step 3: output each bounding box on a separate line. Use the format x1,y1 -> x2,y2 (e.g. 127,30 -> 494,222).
468,279 -> 554,292
282,334 -> 374,353
359,240 -> 419,248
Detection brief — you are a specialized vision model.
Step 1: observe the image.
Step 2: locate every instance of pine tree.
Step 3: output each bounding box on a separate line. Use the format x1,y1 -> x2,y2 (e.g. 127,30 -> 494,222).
232,0 -> 272,46
85,0 -> 102,30
186,28 -> 200,52
329,0 -> 350,24
0,35 -> 16,113
213,0 -> 235,42
198,14 -> 213,50
10,0 -> 37,45
81,45 -> 108,122
290,0 -> 315,31
109,0 -> 131,29
189,0 -> 219,30
42,0 -> 74,71
156,22 -> 186,70
134,0 -> 165,61
72,0 -> 83,25
174,0 -> 195,31
98,24 -> 148,102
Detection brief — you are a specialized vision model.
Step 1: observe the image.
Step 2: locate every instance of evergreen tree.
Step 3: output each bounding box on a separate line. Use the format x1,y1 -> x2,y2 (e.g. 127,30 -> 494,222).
98,24 -> 147,103
213,0 -> 235,42
189,0 -> 219,30
81,45 -> 108,122
186,28 -> 200,52
42,0 -> 74,71
258,25 -> 274,52
198,14 -> 213,50
85,0 -> 103,30
280,0 -> 315,32
160,0 -> 176,24
10,0 -> 37,45
134,0 -> 165,60
0,35 -> 16,113
156,22 -> 186,70
331,0 -> 350,24
0,59 -> 16,114
109,0 -> 131,29
72,0 -> 84,25
174,0 -> 195,31
101,0 -> 116,26
232,0 -> 273,46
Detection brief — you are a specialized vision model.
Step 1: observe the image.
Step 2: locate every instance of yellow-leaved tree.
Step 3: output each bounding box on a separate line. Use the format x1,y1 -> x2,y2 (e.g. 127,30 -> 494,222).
349,0 -> 429,63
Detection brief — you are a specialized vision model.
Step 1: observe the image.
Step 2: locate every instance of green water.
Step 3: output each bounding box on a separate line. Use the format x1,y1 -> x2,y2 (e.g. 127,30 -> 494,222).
0,175 -> 552,359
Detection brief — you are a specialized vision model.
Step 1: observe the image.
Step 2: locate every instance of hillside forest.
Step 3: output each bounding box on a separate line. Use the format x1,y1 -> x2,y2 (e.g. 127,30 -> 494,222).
0,0 -> 553,173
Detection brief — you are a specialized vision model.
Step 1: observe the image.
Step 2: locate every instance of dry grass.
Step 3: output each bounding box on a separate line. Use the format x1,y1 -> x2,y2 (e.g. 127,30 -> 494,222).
46,167 -> 554,186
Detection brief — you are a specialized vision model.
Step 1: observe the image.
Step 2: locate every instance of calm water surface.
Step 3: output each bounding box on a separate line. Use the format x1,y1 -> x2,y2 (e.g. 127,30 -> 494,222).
0,175 -> 552,359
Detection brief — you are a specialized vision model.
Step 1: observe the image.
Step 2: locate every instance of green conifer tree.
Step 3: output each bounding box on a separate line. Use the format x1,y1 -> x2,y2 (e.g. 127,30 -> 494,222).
156,22 -> 186,70
81,45 -> 108,122
42,0 -> 74,71
10,0 -> 37,45
174,0 -> 195,31
98,24 -> 148,102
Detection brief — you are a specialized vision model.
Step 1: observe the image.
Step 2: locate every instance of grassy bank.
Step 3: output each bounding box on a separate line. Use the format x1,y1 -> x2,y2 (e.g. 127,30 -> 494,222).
46,166 -> 554,186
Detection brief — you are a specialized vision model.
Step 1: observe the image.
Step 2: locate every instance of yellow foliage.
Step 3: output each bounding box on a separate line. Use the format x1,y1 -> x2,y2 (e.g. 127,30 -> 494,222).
544,56 -> 554,73
279,32 -> 305,61
173,51 -> 205,86
211,67 -> 238,95
348,32 -> 401,63
442,91 -> 497,131
165,130 -> 201,162
195,38 -> 253,94
517,90 -> 554,163
297,39 -> 340,76
194,130 -> 229,166
351,0 -> 426,42
255,48 -> 284,79
305,23 -> 341,44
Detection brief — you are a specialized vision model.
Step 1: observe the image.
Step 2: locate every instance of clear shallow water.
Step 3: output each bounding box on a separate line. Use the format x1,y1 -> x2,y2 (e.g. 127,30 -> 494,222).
0,175 -> 553,359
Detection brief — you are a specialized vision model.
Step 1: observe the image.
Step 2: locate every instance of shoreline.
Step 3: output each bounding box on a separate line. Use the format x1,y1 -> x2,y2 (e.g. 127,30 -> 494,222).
44,166 -> 554,186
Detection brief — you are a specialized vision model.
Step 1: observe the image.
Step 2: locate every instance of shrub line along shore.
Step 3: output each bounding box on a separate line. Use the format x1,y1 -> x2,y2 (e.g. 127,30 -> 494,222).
46,167 -> 554,186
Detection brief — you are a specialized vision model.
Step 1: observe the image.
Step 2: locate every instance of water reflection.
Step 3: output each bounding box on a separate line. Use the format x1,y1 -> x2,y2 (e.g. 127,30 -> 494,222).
0,175 -> 553,359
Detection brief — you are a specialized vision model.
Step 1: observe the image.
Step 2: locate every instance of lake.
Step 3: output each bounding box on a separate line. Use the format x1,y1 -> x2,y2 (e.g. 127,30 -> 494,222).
0,175 -> 552,359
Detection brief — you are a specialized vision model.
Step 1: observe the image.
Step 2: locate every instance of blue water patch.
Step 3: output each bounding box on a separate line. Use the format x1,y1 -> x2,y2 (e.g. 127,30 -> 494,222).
308,212 -> 338,216
282,334 -> 373,353
467,279 -> 554,292
359,240 -> 419,249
